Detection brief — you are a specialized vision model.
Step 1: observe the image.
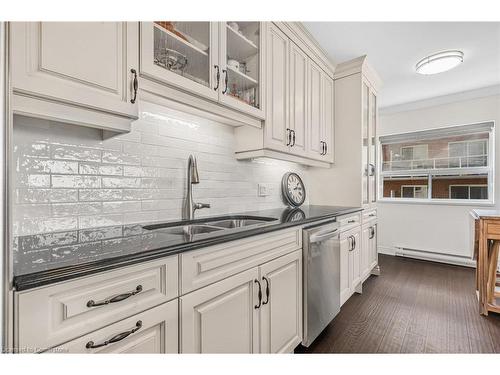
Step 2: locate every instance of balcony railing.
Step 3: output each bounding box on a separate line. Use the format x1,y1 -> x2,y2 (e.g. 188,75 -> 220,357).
382,155 -> 488,171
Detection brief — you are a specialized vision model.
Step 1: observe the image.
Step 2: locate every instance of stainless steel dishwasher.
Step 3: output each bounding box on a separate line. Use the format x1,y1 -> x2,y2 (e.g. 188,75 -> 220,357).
302,220 -> 340,347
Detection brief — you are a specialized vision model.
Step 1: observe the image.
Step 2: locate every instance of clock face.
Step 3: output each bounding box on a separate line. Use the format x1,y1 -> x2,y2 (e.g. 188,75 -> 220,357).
282,172 -> 306,207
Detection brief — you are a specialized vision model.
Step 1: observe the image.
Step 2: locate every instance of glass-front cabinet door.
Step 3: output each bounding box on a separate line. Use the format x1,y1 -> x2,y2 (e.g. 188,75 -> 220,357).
140,22 -> 219,101
218,22 -> 265,119
362,82 -> 370,205
369,90 -> 377,204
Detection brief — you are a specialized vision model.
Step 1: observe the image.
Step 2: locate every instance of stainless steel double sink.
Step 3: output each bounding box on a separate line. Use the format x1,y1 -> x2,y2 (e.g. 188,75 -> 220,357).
142,215 -> 278,236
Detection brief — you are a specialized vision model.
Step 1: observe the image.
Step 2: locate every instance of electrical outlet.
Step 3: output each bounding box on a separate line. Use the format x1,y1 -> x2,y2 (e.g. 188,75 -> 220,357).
258,183 -> 272,197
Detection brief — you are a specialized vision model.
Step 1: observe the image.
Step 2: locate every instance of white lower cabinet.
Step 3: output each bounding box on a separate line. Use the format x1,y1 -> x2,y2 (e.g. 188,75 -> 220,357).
340,227 -> 361,306
51,300 -> 178,354
15,228 -> 303,354
180,250 -> 302,353
361,221 -> 378,279
259,250 -> 302,353
180,267 -> 260,353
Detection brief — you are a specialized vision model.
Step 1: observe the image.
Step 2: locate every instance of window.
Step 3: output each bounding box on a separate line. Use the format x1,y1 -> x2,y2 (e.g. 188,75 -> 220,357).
448,139 -> 487,167
400,145 -> 428,161
449,185 -> 488,199
401,185 -> 429,198
380,121 -> 494,203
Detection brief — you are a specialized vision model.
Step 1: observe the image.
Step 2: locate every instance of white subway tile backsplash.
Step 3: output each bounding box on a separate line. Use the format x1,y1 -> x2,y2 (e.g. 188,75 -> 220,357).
51,175 -> 101,188
79,189 -> 123,202
102,177 -> 141,189
52,202 -> 102,217
51,145 -> 102,162
13,101 -> 309,236
102,150 -> 141,165
102,201 -> 142,214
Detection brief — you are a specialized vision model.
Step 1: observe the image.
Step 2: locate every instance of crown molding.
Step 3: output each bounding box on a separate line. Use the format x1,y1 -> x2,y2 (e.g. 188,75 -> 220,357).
380,84 -> 500,115
278,22 -> 336,76
333,55 -> 382,90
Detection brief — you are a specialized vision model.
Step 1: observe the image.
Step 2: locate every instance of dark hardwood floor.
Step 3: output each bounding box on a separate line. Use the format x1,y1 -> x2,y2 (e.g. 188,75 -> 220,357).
297,254 -> 500,353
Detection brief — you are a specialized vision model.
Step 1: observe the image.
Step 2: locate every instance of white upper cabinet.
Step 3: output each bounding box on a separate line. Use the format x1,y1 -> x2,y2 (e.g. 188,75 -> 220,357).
10,22 -> 139,131
369,89 -> 378,204
308,56 -> 382,207
307,61 -> 323,158
306,62 -> 334,162
288,42 -> 308,155
140,22 -> 219,101
321,73 -> 334,163
264,23 -> 290,153
361,79 -> 378,207
139,21 -> 265,123
234,22 -> 335,168
219,22 -> 265,119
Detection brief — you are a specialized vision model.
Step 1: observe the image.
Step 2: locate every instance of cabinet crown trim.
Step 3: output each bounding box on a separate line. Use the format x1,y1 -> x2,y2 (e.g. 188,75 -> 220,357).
333,55 -> 382,90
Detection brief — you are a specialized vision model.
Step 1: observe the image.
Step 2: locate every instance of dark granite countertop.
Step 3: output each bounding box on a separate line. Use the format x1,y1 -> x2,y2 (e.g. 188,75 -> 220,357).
13,205 -> 361,291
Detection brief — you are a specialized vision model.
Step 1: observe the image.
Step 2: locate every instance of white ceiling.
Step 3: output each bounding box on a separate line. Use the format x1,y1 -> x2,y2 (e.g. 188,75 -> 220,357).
304,22 -> 500,108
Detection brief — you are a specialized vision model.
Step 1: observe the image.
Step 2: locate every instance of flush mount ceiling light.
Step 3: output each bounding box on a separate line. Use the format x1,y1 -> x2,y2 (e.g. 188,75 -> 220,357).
415,50 -> 464,75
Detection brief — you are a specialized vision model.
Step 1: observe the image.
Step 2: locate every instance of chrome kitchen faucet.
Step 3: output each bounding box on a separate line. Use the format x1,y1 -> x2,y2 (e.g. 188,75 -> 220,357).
183,154 -> 210,220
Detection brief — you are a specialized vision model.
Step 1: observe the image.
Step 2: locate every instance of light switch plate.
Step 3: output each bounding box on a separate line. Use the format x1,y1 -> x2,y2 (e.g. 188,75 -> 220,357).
258,183 -> 273,197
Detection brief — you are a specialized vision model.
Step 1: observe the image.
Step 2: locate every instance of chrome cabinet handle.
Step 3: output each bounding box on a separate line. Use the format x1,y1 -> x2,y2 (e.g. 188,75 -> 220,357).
86,320 -> 142,349
369,163 -> 375,176
130,68 -> 138,104
87,285 -> 143,308
347,236 -> 352,251
291,130 -> 296,147
286,128 -> 291,146
348,235 -> 356,251
222,69 -> 228,94
348,219 -> 355,224
320,141 -> 325,155
262,277 -> 270,305
214,65 -> 220,91
323,142 -> 328,155
254,279 -> 262,309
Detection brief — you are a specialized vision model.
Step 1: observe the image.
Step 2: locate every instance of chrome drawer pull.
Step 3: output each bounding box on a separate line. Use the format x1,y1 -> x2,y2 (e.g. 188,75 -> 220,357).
86,320 -> 142,349
87,285 -> 143,308
347,220 -> 355,223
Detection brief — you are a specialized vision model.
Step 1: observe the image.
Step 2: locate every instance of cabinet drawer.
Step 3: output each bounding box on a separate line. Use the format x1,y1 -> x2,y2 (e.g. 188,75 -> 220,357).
181,228 -> 302,294
49,300 -> 178,353
15,256 -> 178,351
338,213 -> 361,232
363,209 -> 377,223
486,222 -> 500,235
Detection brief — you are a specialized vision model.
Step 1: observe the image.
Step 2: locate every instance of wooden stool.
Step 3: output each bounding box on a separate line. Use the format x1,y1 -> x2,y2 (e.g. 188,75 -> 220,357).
487,241 -> 500,310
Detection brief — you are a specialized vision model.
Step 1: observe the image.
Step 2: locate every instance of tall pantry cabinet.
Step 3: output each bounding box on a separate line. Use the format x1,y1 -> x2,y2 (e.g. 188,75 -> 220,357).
308,56 -> 382,291
308,55 -> 381,209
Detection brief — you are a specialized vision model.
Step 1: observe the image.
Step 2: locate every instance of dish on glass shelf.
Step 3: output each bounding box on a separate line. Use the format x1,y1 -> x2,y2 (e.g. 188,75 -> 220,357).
227,59 -> 240,70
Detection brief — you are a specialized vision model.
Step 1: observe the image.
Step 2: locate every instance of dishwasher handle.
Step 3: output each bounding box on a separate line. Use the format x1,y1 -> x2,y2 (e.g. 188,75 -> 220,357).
309,228 -> 339,243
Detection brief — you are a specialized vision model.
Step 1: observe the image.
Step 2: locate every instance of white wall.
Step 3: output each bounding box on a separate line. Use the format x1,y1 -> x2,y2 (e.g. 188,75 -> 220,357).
12,100 -> 309,236
378,94 -> 500,260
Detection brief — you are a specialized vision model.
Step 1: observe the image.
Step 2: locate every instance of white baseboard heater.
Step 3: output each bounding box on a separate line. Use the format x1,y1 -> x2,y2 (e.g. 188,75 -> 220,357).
394,246 -> 476,268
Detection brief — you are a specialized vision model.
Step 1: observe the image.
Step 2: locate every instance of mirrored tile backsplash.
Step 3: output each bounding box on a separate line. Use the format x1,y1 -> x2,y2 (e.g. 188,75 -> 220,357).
13,101 -> 309,236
